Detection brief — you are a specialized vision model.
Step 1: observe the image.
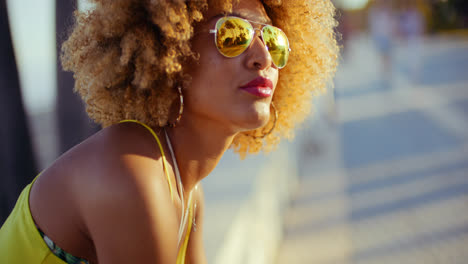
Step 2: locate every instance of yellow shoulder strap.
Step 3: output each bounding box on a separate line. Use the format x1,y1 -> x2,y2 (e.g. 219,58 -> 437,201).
119,120 -> 174,201
176,199 -> 194,264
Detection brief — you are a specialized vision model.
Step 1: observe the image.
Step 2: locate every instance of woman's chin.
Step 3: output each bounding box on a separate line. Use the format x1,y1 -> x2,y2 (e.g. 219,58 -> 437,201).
234,106 -> 271,132
238,120 -> 268,132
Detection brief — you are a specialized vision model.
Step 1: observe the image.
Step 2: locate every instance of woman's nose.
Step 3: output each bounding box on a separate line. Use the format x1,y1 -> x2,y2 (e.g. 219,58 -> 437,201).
245,31 -> 273,70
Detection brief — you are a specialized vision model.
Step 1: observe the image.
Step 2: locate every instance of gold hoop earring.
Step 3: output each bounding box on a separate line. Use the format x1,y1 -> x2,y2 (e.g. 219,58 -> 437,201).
255,102 -> 278,139
169,86 -> 184,127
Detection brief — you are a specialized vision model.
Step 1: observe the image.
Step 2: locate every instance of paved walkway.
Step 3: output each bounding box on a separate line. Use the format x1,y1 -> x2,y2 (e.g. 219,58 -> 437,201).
275,34 -> 468,264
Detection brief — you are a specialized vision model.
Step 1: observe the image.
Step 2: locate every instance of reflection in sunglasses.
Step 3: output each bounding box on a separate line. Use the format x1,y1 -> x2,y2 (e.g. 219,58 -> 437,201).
214,17 -> 290,68
217,19 -> 253,57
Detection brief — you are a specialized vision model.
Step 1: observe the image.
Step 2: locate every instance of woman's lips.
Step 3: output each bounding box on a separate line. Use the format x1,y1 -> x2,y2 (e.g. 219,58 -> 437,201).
239,77 -> 273,98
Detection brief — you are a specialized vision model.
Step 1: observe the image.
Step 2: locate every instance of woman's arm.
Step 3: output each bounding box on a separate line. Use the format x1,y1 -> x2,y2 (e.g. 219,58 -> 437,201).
186,185 -> 208,264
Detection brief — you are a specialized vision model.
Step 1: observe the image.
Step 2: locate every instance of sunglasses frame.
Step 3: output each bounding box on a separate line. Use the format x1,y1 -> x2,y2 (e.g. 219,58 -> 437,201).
209,16 -> 291,69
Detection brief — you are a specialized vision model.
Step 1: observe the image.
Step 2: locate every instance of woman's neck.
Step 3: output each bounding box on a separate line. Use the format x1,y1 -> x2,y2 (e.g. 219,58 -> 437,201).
165,115 -> 236,197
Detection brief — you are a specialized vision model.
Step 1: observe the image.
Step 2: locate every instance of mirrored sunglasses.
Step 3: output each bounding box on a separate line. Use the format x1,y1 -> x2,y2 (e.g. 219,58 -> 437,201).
209,16 -> 291,69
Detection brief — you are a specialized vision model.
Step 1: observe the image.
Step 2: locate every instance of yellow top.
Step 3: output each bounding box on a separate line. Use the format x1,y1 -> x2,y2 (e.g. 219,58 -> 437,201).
0,176 -> 65,264
0,120 -> 193,264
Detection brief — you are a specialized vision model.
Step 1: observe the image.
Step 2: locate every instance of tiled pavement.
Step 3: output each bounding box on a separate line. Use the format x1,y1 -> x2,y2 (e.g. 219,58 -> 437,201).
275,34 -> 468,264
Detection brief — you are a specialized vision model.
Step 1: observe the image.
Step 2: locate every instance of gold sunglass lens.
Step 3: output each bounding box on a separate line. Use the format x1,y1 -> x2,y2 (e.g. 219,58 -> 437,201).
263,25 -> 289,68
216,17 -> 254,57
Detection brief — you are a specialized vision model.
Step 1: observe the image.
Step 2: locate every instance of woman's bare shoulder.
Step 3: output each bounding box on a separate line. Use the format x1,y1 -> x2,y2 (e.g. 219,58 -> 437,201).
49,122 -> 165,194
59,122 -> 178,262
58,122 -> 158,174
30,122 -> 178,262
65,122 -> 170,204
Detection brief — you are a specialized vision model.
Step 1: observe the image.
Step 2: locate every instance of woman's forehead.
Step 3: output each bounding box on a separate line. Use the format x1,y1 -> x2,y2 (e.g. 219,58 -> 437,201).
205,0 -> 271,25
229,10 -> 272,24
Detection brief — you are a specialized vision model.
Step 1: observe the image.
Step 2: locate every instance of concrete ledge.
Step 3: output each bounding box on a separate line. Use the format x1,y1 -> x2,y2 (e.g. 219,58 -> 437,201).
214,145 -> 298,264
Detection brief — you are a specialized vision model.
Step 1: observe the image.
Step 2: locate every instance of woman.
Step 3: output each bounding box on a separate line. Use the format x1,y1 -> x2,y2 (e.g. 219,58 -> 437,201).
0,0 -> 338,263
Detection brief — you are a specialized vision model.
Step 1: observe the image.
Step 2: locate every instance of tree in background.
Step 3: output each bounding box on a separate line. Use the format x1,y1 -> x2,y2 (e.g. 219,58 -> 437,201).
56,0 -> 99,155
0,0 -> 37,224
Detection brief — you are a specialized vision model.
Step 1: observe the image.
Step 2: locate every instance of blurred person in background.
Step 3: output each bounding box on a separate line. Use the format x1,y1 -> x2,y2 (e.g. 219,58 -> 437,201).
0,0 -> 338,263
368,0 -> 397,87
399,0 -> 425,83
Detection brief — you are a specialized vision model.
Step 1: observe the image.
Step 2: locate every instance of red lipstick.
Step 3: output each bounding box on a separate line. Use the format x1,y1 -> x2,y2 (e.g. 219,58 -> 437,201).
239,77 -> 273,98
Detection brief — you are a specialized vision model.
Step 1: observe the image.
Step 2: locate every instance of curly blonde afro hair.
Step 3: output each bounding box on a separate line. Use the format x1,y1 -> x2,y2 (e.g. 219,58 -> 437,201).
62,0 -> 339,157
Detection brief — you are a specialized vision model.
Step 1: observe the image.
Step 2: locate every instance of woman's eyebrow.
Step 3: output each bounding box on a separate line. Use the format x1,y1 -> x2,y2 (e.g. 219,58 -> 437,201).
230,11 -> 272,25
211,11 -> 272,25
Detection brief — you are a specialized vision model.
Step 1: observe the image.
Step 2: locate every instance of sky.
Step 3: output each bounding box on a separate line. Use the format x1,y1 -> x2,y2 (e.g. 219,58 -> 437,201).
336,0 -> 370,10
6,0 -> 91,114
7,0 -> 56,114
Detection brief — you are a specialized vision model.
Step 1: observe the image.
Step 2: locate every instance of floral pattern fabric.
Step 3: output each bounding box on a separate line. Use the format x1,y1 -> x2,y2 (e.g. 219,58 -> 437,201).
37,227 -> 89,264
